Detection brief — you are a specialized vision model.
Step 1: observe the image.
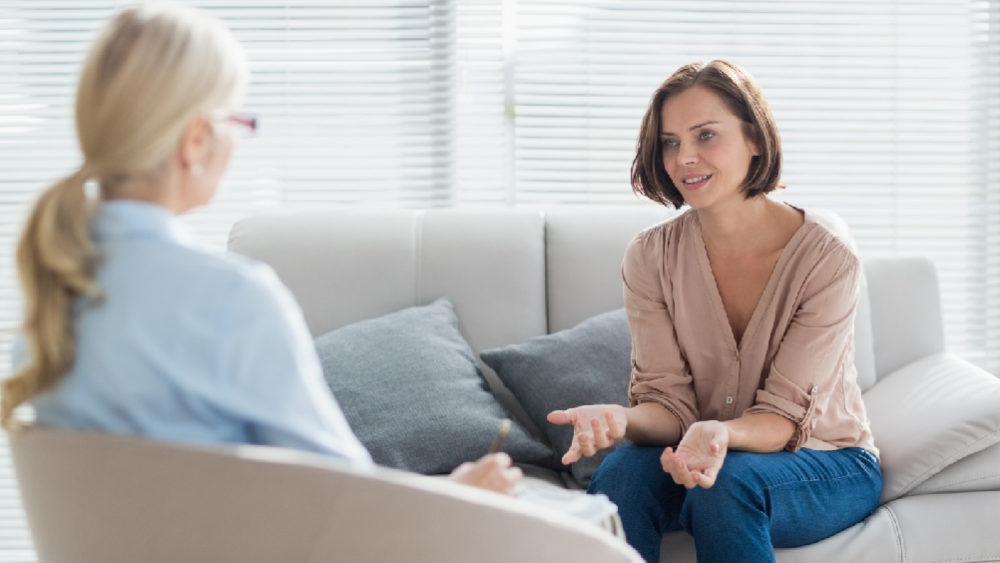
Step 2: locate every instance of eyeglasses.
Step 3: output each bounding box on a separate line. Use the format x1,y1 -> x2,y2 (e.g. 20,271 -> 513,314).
219,112 -> 258,139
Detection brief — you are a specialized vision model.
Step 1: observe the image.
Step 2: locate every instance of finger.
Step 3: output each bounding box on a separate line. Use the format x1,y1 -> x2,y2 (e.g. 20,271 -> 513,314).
660,448 -> 685,481
663,449 -> 696,488
605,410 -> 623,440
693,471 -> 715,489
578,431 -> 597,457
660,447 -> 677,472
499,465 -> 523,495
677,463 -> 697,489
661,447 -> 684,470
487,452 -> 512,468
547,410 -> 571,425
590,417 -> 610,449
562,439 -> 583,465
507,465 -> 524,481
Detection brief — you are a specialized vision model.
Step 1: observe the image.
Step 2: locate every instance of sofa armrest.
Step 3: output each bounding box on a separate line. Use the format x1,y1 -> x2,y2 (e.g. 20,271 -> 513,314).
863,354 -> 1000,503
863,257 -> 944,379
910,439 -> 1000,495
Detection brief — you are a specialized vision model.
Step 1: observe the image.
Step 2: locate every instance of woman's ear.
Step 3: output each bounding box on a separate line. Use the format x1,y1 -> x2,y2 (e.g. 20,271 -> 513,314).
178,115 -> 213,176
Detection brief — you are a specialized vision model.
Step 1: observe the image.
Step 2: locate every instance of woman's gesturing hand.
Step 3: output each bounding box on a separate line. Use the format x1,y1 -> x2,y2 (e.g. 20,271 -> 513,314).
450,452 -> 523,496
661,420 -> 729,489
547,404 -> 628,465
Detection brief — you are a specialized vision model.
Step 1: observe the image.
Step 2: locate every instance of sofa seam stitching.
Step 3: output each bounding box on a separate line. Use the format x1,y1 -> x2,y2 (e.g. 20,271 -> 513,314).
885,504 -> 905,563
928,555 -> 1000,563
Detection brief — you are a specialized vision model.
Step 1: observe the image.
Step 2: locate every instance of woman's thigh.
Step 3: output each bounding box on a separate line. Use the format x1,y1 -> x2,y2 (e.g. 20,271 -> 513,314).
589,444 -> 687,530
683,447 -> 882,547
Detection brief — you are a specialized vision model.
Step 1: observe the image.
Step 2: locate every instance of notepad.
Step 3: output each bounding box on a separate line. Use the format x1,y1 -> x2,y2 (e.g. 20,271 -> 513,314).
516,479 -> 624,540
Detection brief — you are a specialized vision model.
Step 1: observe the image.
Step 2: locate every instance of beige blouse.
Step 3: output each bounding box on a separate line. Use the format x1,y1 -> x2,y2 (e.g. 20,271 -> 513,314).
623,207 -> 877,456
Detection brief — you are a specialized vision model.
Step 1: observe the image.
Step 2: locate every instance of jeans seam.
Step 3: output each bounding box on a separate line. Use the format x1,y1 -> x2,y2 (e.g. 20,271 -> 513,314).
750,450 -> 878,492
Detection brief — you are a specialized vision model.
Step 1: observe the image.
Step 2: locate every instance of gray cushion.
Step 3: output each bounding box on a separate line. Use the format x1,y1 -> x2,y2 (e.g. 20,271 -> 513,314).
315,298 -> 553,474
481,309 -> 632,487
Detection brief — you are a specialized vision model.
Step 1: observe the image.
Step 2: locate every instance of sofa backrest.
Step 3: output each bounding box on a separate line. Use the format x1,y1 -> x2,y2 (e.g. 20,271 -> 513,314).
228,208 -> 547,354
229,206 -> 937,391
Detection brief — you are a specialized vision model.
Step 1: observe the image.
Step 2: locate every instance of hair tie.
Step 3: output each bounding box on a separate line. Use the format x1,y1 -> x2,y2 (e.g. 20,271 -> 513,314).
76,164 -> 99,199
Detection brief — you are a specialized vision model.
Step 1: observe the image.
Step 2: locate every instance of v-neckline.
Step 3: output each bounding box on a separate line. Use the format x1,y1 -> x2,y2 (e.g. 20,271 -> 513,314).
692,208 -> 810,354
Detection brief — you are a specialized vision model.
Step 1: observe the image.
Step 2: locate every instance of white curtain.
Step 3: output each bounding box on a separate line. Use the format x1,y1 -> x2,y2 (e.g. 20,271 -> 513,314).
1,1 -> 997,559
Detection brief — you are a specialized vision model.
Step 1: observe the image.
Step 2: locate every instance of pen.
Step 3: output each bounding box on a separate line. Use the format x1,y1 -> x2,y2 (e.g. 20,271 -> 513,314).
489,418 -> 511,454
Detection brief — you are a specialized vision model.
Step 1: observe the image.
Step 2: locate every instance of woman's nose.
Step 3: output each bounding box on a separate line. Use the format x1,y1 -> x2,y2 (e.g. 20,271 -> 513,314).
677,144 -> 698,166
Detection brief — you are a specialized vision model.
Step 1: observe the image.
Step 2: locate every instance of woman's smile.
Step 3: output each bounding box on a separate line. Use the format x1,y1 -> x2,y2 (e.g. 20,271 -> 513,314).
681,173 -> 713,190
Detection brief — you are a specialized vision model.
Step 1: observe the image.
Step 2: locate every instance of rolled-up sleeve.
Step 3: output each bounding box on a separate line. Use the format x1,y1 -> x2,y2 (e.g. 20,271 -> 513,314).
745,245 -> 861,451
622,232 -> 699,436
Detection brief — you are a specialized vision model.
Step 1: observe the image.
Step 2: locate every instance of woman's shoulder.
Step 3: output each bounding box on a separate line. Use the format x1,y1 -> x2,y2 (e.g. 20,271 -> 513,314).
787,207 -> 862,293
798,207 -> 861,266
161,243 -> 290,314
623,208 -> 697,283
627,208 -> 696,254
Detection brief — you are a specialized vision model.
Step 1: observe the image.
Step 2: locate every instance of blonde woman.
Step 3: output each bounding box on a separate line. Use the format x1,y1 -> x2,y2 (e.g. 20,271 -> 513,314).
3,2 -> 519,495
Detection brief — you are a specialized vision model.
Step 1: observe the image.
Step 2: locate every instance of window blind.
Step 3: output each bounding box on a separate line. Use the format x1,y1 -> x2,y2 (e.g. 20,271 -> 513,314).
978,0 -> 1000,385
0,2 -> 458,560
1,1 -> 998,560
502,0 -> 999,375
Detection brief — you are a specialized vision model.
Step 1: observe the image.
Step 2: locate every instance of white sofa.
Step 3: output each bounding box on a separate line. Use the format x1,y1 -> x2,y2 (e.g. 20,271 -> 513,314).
227,206 -> 1000,563
12,205 -> 999,563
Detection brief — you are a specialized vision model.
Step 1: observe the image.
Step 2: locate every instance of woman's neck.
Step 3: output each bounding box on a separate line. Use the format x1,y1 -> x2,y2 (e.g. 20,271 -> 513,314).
696,195 -> 774,252
103,166 -> 188,214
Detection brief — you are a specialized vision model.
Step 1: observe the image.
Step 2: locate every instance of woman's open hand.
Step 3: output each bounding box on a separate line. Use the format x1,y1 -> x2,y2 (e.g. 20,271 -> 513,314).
547,404 -> 628,465
450,452 -> 523,496
661,420 -> 729,489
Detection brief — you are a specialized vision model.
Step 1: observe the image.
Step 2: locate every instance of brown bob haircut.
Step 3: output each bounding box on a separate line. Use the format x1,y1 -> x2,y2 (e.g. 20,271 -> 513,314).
631,60 -> 782,209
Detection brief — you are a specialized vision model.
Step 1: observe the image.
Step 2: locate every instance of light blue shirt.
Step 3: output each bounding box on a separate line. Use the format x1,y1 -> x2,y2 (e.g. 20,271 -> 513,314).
30,200 -> 373,468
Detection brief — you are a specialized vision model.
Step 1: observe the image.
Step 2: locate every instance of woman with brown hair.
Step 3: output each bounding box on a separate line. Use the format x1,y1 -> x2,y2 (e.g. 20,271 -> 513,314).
549,60 -> 882,562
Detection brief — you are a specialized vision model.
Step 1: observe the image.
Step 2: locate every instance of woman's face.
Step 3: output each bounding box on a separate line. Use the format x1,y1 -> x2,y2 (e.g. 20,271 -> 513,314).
198,125 -> 235,204
659,86 -> 759,210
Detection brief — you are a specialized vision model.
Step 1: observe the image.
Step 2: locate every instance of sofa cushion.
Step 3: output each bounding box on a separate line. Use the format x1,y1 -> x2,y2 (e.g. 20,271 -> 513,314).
481,309 -> 632,487
910,440 -> 1000,496
315,297 -> 553,474
862,353 -> 1000,503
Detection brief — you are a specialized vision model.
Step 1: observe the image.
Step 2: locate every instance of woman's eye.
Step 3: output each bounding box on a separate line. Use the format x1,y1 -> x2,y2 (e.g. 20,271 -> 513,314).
699,130 -> 715,141
662,138 -> 679,149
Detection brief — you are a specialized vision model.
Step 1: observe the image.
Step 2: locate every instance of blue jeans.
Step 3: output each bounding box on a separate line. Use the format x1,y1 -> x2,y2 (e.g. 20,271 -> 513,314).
589,445 -> 882,563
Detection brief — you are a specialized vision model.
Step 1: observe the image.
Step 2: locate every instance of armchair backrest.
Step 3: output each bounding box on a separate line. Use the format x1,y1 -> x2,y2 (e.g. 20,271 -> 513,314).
10,427 -> 641,563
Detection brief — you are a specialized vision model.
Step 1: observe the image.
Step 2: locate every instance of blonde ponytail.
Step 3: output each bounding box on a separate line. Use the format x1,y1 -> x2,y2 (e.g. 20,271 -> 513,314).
2,171 -> 101,429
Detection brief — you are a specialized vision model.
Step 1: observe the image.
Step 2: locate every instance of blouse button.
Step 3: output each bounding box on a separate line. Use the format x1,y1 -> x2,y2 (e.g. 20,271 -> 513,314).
725,396 -> 734,405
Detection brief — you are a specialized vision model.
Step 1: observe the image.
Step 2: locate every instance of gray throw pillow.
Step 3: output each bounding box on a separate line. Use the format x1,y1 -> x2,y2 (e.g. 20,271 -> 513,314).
480,308 -> 631,487
315,297 -> 553,474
